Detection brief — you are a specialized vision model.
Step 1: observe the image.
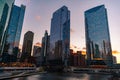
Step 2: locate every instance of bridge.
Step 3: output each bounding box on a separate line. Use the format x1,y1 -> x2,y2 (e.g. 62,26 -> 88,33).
69,67 -> 120,74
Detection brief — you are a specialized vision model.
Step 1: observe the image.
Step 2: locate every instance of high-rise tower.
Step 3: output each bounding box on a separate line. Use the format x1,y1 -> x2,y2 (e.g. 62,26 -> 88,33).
4,5 -> 25,55
50,6 -> 70,66
41,30 -> 50,65
21,31 -> 34,62
85,5 -> 113,66
0,0 -> 15,55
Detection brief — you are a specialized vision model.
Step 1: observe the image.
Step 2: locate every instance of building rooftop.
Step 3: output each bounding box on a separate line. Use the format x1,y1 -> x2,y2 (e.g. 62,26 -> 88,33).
85,5 -> 104,14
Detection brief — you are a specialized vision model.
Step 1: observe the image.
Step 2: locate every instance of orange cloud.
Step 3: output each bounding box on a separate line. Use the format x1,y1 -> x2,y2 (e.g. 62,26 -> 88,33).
35,15 -> 41,21
112,50 -> 120,54
35,42 -> 42,47
81,51 -> 86,55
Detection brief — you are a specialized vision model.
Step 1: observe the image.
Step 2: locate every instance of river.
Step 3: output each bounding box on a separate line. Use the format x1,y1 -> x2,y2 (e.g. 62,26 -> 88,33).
9,73 -> 120,80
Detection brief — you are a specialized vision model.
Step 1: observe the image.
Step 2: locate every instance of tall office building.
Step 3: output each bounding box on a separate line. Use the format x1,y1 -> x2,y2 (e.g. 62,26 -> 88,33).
0,0 -> 15,55
14,5 -> 26,48
85,5 -> 113,66
4,5 -> 26,55
41,30 -> 50,65
50,6 -> 70,66
21,31 -> 34,62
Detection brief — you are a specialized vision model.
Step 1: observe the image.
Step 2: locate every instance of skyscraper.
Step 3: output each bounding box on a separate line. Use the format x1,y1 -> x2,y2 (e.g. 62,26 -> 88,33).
0,0 -> 15,55
41,30 -> 50,65
50,6 -> 70,66
21,31 -> 34,62
14,5 -> 26,48
85,5 -> 113,66
4,5 -> 26,55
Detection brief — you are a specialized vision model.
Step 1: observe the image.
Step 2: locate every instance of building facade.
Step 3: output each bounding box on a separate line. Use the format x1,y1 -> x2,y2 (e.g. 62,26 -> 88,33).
21,31 -> 34,62
69,50 -> 86,67
33,46 -> 41,57
41,30 -> 50,65
33,45 -> 41,66
50,6 -> 70,66
85,5 -> 113,66
4,5 -> 25,55
0,0 -> 15,55
112,56 -> 117,64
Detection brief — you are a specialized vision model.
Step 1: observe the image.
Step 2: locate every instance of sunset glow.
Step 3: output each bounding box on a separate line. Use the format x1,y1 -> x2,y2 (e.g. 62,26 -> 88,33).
15,0 -> 120,63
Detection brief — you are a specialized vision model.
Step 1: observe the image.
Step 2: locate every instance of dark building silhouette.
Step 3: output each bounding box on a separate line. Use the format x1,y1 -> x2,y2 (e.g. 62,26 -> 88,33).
77,51 -> 86,67
32,43 -> 42,66
69,50 -> 86,67
40,30 -> 50,66
21,31 -> 34,62
69,49 -> 74,66
85,5 -> 113,66
33,46 -> 41,57
112,56 -> 117,64
33,46 -> 41,66
49,6 -> 70,66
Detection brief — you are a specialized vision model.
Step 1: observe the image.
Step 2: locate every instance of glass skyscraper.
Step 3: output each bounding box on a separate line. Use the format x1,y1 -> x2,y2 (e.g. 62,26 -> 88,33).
50,6 -> 70,66
85,5 -> 113,66
4,5 -> 26,55
0,0 -> 15,55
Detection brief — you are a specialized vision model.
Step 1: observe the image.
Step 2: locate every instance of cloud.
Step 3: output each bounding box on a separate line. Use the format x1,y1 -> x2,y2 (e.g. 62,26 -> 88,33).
35,15 -> 41,21
81,51 -> 86,55
70,28 -> 75,33
112,50 -> 120,54
35,42 -> 42,47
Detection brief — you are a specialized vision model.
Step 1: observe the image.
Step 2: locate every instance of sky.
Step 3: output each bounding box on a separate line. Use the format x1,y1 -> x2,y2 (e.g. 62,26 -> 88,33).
15,0 -> 120,63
